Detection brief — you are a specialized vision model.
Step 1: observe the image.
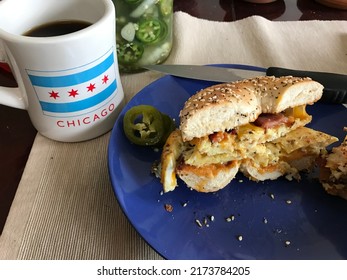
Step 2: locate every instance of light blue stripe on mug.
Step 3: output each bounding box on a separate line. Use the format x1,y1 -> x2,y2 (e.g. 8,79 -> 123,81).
28,52 -> 114,88
40,80 -> 117,113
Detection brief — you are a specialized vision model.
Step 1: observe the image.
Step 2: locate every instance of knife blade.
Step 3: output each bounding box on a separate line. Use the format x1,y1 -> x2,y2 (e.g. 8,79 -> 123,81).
143,64 -> 347,104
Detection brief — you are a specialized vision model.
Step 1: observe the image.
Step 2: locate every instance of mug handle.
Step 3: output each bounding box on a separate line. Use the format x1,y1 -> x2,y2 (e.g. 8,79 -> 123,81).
0,62 -> 26,109
0,62 -> 11,73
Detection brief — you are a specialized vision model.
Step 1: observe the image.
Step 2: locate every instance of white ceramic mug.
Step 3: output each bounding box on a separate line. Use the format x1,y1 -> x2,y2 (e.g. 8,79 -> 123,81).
0,0 -> 124,142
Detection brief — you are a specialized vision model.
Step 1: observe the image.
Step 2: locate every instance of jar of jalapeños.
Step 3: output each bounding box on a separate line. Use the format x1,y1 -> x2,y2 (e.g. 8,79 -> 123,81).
112,0 -> 173,73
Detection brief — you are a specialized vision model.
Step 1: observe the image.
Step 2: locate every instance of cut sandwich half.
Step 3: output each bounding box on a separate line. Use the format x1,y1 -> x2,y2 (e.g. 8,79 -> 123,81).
160,76 -> 338,193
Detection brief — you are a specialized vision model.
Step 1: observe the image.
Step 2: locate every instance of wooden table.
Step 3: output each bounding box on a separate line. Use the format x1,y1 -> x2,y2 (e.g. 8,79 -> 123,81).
0,0 -> 346,234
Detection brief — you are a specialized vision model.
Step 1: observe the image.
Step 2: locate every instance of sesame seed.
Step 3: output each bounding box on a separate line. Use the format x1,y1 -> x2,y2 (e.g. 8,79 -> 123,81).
195,219 -> 203,228
181,201 -> 188,207
237,235 -> 243,241
285,240 -> 291,247
226,215 -> 235,222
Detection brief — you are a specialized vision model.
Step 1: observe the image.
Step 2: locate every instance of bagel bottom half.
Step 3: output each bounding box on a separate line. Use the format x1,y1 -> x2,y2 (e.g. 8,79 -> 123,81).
176,160 -> 240,193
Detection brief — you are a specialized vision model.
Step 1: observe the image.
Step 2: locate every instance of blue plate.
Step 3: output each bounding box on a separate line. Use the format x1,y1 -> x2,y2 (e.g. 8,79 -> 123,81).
108,64 -> 347,260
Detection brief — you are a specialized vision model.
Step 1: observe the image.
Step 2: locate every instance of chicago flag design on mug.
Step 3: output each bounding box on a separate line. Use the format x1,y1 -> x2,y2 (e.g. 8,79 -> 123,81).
26,49 -> 118,125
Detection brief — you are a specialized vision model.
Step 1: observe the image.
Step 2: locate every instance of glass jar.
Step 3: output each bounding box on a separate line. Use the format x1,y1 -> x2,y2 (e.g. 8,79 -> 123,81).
112,0 -> 173,73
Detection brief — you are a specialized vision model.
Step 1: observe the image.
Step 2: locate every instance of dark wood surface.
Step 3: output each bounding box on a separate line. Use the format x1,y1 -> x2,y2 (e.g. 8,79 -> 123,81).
0,0 -> 346,234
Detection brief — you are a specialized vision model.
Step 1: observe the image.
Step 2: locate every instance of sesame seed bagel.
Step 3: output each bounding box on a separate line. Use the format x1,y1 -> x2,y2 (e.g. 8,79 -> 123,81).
179,76 -> 323,141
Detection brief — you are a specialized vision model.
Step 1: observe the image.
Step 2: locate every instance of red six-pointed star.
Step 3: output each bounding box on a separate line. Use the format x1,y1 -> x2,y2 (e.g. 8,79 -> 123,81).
87,83 -> 96,92
68,89 -> 79,98
102,75 -> 109,84
49,90 -> 59,99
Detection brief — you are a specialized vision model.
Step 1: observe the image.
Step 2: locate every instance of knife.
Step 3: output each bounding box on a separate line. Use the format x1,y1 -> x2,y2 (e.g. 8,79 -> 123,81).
143,64 -> 347,104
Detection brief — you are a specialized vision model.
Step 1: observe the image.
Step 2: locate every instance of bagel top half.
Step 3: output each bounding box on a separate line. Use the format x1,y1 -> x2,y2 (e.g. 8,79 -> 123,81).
179,76 -> 323,142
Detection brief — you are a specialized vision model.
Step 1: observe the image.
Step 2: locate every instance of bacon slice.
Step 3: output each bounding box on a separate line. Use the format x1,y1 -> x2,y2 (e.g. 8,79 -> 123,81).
253,113 -> 290,129
209,131 -> 225,143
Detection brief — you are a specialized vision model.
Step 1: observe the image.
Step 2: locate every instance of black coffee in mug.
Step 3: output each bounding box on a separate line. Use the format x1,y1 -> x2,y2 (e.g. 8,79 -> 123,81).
23,20 -> 91,37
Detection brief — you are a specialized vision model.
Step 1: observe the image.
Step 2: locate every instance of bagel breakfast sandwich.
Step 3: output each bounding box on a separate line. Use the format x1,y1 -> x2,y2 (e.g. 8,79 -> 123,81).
160,75 -> 338,193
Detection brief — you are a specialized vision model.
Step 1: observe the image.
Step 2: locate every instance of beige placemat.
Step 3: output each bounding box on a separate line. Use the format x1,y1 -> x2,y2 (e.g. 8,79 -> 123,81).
1,12 -> 346,260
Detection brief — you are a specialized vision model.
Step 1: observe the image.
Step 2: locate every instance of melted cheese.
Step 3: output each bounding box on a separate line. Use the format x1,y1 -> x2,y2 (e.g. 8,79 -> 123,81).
284,105 -> 310,119
193,105 -> 312,158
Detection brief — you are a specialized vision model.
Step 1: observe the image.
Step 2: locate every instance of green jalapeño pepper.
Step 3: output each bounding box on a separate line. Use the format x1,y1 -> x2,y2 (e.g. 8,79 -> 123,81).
113,0 -> 173,73
123,105 -> 164,146
117,42 -> 144,64
135,18 -> 168,44
159,0 -> 173,16
123,105 -> 176,147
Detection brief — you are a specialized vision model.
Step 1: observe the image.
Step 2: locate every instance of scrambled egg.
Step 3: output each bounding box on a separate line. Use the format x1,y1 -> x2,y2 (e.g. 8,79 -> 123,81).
184,127 -> 337,166
160,105 -> 338,192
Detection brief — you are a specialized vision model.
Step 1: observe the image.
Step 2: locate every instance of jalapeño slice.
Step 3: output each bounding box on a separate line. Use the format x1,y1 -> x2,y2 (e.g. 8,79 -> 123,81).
159,0 -> 173,16
117,42 -> 144,64
123,105 -> 164,146
135,18 -> 168,44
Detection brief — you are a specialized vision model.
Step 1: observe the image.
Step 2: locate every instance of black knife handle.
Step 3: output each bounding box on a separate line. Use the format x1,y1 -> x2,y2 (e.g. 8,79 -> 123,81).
266,67 -> 347,104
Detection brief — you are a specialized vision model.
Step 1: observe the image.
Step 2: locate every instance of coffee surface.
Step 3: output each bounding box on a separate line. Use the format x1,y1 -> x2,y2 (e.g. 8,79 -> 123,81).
24,20 -> 91,37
